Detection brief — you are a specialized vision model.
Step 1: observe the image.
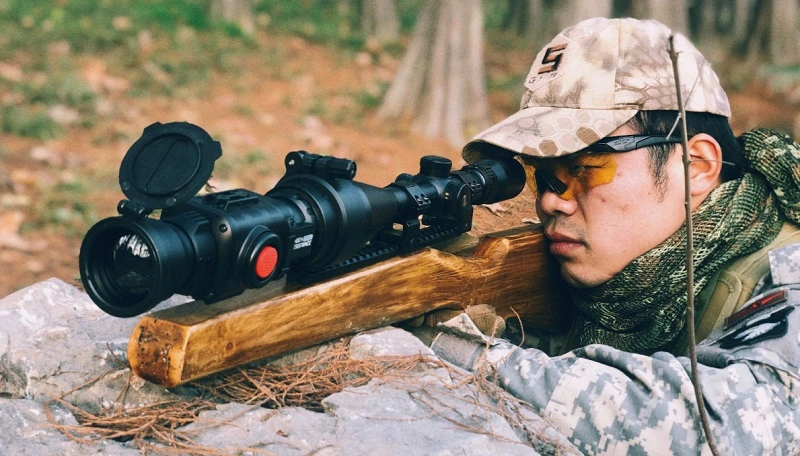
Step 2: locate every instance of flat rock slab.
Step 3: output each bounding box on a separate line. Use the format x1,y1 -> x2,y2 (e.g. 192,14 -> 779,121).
0,279 -> 577,455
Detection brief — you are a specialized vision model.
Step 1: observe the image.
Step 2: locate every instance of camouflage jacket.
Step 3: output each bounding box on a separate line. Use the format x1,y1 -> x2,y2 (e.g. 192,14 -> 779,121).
430,243 -> 800,455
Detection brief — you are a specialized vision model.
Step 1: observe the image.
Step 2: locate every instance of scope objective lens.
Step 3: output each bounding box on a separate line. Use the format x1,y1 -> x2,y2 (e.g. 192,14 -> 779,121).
110,234 -> 155,295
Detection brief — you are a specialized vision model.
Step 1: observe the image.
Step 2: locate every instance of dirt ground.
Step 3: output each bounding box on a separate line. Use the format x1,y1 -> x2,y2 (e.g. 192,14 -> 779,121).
1,31 -> 799,299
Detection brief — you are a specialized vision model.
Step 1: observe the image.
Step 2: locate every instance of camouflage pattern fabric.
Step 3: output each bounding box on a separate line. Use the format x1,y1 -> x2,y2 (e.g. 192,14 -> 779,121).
426,129 -> 800,454
570,129 -> 800,355
437,16 -> 800,453
569,167 -> 782,355
769,242 -> 800,286
740,129 -> 800,222
430,244 -> 800,454
462,18 -> 730,163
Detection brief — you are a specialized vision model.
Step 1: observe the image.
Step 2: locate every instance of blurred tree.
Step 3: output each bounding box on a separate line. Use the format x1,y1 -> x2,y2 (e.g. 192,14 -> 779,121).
551,0 -> 611,31
378,0 -> 489,146
691,0 -> 749,63
691,0 -> 800,68
626,0 -> 688,35
769,0 -> 800,65
728,0 -> 760,57
361,0 -> 400,44
502,0 -> 532,35
501,0 -> 558,51
210,0 -> 255,35
501,0 -> 612,51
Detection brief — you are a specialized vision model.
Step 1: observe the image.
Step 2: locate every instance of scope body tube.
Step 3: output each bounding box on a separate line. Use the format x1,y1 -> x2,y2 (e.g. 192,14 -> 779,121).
80,153 -> 526,318
81,177 -> 402,317
455,159 -> 526,205
267,175 -> 399,270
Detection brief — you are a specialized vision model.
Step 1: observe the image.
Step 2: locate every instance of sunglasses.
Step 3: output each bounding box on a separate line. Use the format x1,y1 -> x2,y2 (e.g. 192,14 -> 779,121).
520,134 -> 683,199
586,134 -> 683,153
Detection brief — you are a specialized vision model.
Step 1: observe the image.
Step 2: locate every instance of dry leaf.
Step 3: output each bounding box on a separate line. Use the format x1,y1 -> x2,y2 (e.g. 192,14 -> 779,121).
480,202 -> 508,216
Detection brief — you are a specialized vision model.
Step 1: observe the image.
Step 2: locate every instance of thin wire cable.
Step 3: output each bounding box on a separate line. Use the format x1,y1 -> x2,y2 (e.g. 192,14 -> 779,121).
668,35 -> 721,456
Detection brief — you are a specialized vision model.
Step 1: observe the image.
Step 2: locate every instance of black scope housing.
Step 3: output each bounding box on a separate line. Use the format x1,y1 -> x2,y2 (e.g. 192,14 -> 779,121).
79,122 -> 525,318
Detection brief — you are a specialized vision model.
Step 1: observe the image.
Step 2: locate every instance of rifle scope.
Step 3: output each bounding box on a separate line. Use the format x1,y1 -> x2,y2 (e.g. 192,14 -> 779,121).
79,122 -> 525,318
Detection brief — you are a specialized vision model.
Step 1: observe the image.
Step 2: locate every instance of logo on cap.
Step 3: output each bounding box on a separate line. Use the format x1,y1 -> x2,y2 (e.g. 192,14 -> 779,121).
538,44 -> 567,74
527,43 -> 567,91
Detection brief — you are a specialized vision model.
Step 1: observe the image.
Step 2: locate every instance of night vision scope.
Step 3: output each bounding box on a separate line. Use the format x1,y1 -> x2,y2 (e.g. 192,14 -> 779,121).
79,122 -> 526,318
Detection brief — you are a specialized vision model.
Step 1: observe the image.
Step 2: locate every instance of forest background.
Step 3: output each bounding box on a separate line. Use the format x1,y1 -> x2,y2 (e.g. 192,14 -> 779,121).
1,0 -> 799,298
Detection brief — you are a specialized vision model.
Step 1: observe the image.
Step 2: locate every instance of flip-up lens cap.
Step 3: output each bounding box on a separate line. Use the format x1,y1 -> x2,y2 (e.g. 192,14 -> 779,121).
119,122 -> 221,210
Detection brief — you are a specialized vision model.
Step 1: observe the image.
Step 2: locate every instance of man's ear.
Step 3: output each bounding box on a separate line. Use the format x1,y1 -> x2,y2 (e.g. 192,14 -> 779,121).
686,133 -> 723,207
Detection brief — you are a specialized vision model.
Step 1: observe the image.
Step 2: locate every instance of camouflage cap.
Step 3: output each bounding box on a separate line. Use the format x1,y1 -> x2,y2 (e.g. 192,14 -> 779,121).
463,17 -> 731,163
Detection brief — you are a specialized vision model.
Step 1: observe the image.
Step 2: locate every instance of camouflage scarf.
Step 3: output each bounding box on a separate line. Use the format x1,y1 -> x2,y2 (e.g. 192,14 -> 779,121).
571,129 -> 800,355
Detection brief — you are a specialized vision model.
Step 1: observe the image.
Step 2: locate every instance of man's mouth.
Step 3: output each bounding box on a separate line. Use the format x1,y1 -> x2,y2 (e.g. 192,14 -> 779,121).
545,231 -> 584,256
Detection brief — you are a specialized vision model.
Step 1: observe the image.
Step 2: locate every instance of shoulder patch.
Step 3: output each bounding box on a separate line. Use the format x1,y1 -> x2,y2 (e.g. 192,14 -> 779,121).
725,289 -> 788,329
718,306 -> 794,349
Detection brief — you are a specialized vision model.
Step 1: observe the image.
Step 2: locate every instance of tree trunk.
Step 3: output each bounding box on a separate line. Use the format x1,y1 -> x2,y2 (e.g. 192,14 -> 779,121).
466,1 -> 490,137
692,0 -> 737,64
551,0 -> 612,32
696,0 -> 774,66
629,0 -> 689,35
730,0 -> 759,56
361,0 -> 400,44
502,0 -> 529,35
770,0 -> 800,65
377,2 -> 437,121
210,0 -> 255,35
378,0 -> 490,147
502,0 -> 558,52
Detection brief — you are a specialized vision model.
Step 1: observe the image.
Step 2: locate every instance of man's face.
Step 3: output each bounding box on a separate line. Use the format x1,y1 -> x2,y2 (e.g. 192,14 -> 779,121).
533,125 -> 687,288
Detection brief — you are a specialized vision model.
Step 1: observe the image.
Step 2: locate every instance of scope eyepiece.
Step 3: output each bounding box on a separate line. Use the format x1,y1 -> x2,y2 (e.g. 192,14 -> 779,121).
458,158 -> 526,205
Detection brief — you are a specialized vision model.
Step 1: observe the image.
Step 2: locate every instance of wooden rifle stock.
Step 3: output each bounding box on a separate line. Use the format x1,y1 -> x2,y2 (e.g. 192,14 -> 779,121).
127,223 -> 568,387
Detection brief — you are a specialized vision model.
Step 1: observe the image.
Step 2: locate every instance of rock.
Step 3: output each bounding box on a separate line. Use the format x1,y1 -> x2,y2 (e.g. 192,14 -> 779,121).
29,145 -> 63,166
0,279 -> 181,410
184,371 -> 539,455
320,378 -> 537,455
0,279 -> 576,455
349,326 -> 434,358
0,398 -> 140,455
180,403 -> 337,454
0,62 -> 24,83
47,105 -> 81,126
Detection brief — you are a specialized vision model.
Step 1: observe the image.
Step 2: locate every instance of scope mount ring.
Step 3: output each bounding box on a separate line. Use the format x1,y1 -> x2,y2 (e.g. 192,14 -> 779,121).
119,121 -> 222,211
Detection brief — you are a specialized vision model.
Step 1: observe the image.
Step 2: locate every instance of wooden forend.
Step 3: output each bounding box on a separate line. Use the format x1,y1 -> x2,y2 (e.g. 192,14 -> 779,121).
127,225 -> 567,387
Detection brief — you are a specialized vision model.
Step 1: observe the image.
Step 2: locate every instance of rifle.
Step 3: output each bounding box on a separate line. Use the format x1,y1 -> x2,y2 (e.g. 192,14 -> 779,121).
80,122 -> 568,387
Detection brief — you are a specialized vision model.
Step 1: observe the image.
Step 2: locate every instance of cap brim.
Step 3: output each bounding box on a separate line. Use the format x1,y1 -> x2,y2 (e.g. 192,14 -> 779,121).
463,106 -> 639,163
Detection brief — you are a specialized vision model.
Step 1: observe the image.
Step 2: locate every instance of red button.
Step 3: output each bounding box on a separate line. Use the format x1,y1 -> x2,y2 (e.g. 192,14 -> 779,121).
254,246 -> 278,279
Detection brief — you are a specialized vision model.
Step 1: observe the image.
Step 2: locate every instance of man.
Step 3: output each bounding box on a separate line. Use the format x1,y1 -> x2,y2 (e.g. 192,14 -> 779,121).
421,17 -> 800,455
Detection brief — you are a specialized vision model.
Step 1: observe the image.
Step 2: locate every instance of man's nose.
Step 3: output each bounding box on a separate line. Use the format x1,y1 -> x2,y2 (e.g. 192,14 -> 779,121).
536,187 -> 578,216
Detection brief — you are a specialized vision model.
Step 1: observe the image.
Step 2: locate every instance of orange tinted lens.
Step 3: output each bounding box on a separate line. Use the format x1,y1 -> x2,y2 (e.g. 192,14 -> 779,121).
518,154 -> 617,200
569,154 -> 617,195
516,157 -> 540,196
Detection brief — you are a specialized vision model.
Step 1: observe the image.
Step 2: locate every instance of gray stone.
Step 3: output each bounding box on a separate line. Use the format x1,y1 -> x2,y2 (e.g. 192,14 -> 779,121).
0,279 -> 180,410
0,279 -> 576,455
0,398 -> 139,455
349,326 -> 435,358
184,377 -> 539,455
181,403 -> 338,454
321,378 -> 538,455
